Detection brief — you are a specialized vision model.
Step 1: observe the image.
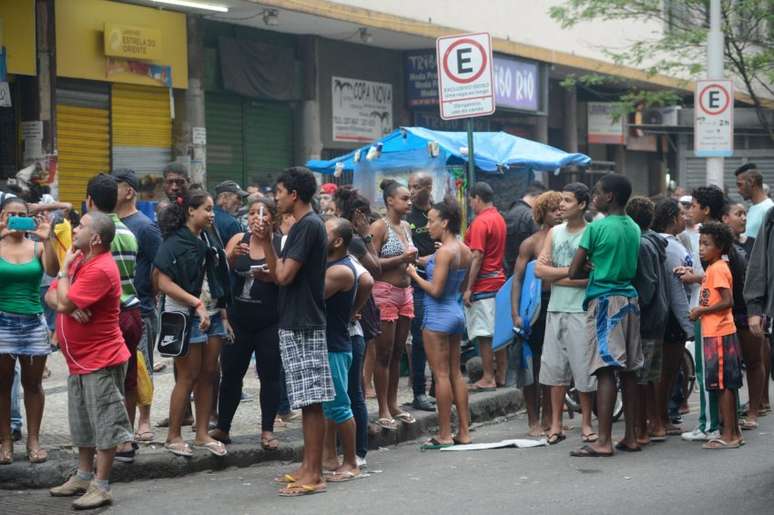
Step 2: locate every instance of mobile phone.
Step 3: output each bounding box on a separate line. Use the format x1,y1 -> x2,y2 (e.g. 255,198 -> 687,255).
259,205 -> 265,222
7,216 -> 37,232
250,264 -> 269,272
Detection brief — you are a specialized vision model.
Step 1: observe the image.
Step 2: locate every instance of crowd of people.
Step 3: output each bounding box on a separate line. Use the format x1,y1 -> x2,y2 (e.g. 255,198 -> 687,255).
1,160 -> 773,505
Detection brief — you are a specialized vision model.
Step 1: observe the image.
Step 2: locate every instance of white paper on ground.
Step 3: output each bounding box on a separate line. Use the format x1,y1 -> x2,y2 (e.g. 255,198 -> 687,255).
440,438 -> 548,451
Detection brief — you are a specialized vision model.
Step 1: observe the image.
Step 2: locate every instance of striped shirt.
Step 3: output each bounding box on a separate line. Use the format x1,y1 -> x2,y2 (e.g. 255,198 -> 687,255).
108,212 -> 138,305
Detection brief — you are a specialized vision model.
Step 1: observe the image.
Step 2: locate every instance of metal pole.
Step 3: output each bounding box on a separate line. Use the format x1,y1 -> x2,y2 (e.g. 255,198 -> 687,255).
706,0 -> 724,187
466,118 -> 476,188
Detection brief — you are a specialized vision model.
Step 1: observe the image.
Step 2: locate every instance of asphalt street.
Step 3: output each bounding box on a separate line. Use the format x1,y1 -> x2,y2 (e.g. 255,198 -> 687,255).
4,404 -> 774,515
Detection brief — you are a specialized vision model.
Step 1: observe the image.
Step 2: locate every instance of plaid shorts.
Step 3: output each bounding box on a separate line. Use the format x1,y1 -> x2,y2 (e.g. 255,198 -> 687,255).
635,338 -> 663,385
68,363 -> 133,450
278,328 -> 335,410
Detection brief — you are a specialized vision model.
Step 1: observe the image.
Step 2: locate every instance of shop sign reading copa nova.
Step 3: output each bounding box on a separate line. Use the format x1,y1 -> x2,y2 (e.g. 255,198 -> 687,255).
332,76 -> 393,143
405,50 -> 539,112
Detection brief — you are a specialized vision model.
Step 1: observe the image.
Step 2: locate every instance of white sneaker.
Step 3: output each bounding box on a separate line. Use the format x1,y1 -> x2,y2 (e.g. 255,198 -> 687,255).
681,428 -> 717,441
356,456 -> 367,469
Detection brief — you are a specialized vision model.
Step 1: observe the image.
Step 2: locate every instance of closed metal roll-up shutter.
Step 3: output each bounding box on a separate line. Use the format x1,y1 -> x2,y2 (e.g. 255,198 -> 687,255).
685,155 -> 774,201
56,87 -> 110,209
205,94 -> 244,191
243,101 -> 293,186
111,84 -> 172,178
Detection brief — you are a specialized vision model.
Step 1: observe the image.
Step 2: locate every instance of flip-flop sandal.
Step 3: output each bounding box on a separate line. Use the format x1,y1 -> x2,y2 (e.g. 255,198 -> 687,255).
261,437 -> 280,450
468,383 -> 496,393
569,445 -> 613,458
615,442 -> 642,452
703,438 -> 741,449
393,412 -> 416,424
740,419 -> 759,430
665,426 -> 683,436
547,433 -> 566,445
164,441 -> 192,457
581,432 -> 599,443
209,431 -> 232,445
27,447 -> 48,464
648,433 -> 668,442
453,436 -> 472,445
375,417 -> 398,431
193,441 -> 228,457
420,437 -> 454,451
274,473 -> 297,484
324,471 -> 361,483
278,483 -> 327,497
135,431 -> 155,443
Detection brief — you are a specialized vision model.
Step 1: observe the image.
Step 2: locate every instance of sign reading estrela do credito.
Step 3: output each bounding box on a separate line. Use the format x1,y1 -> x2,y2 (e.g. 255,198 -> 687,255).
104,23 -> 162,60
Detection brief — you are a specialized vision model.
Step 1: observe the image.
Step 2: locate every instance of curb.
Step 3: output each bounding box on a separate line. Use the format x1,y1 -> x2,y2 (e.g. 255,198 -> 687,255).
0,387 -> 523,490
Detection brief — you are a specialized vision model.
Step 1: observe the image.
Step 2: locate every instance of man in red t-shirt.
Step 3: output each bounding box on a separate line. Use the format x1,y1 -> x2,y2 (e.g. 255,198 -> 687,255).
464,182 -> 507,390
45,212 -> 131,510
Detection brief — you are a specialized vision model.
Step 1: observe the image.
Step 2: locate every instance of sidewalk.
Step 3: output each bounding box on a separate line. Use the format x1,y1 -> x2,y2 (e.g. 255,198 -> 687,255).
0,350 -> 524,490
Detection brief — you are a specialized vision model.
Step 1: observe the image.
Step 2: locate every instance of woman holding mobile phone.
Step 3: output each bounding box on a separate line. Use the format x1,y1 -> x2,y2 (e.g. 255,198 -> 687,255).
0,197 -> 59,464
155,190 -> 229,458
369,179 -> 418,430
210,197 -> 283,450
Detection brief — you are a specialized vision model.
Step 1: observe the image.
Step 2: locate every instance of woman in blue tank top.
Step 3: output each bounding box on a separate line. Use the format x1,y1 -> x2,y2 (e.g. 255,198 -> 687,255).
407,198 -> 473,449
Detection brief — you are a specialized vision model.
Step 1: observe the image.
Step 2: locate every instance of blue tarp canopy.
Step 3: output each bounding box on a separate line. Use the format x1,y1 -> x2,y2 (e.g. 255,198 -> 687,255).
306,127 -> 591,174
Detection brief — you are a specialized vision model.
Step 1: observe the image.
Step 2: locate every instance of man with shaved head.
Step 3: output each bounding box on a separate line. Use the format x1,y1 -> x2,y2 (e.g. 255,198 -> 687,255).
407,171 -> 437,411
47,211 -> 131,509
736,163 -> 773,249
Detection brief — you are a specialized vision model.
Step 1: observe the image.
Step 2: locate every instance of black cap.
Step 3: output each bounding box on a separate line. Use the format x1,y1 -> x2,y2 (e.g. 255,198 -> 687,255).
111,169 -> 140,191
215,180 -> 248,197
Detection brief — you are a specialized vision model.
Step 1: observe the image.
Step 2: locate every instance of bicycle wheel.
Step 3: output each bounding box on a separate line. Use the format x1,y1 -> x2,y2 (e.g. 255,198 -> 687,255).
680,347 -> 696,400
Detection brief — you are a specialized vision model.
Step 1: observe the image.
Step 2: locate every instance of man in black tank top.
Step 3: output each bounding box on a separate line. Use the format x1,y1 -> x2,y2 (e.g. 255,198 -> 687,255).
321,217 -> 361,480
407,172 -> 437,411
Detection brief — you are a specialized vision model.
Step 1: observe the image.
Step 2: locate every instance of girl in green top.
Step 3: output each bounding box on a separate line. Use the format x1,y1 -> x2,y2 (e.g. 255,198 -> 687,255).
0,196 -> 59,465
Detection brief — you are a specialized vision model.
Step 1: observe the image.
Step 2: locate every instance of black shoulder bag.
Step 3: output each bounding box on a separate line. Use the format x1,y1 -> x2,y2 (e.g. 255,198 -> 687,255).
156,247 -> 207,358
156,297 -> 195,358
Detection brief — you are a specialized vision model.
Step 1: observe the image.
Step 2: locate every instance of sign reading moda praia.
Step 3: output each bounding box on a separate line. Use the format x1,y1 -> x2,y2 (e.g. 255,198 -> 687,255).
332,76 -> 393,143
405,50 -> 539,112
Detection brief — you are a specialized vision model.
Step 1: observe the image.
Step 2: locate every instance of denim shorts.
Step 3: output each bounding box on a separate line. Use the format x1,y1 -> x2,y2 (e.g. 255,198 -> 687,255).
189,312 -> 227,344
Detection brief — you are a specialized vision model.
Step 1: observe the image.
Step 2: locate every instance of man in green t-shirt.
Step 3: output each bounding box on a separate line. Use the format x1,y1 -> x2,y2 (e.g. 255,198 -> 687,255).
568,174 -> 642,457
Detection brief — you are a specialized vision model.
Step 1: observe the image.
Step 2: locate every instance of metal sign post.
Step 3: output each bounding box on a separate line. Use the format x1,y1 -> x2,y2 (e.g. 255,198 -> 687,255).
466,118 -> 476,187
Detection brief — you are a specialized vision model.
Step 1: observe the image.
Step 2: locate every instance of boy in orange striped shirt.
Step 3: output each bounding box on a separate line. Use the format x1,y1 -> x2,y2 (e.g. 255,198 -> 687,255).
689,222 -> 743,449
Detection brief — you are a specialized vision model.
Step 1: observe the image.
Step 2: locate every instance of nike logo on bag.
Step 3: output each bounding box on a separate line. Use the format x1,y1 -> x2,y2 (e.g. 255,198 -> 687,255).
161,335 -> 177,346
